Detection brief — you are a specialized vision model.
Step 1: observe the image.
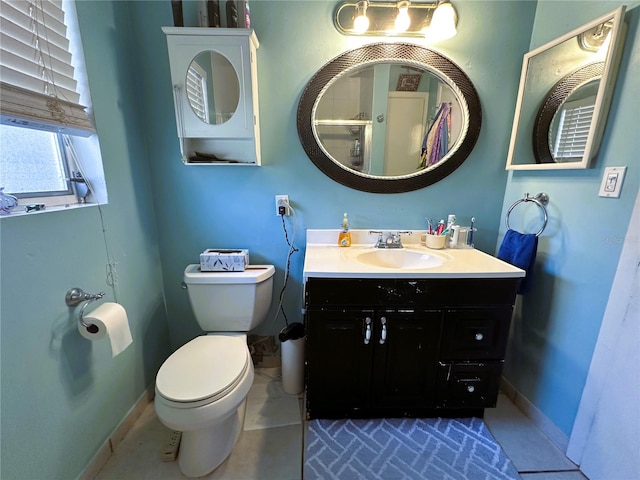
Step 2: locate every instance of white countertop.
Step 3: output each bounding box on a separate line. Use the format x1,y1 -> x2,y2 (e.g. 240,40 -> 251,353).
303,229 -> 526,280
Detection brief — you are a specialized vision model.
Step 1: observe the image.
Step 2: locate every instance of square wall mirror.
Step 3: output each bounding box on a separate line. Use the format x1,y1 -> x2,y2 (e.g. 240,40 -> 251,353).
506,6 -> 627,170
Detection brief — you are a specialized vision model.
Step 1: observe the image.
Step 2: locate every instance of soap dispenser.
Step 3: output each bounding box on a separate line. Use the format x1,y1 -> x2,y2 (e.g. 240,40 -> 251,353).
338,212 -> 351,247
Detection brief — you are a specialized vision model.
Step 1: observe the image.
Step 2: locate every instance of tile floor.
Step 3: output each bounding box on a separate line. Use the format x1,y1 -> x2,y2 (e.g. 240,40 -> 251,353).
94,368 -> 586,480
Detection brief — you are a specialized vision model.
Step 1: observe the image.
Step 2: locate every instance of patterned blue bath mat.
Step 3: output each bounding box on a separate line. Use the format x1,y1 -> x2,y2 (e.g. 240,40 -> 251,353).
304,417 -> 521,480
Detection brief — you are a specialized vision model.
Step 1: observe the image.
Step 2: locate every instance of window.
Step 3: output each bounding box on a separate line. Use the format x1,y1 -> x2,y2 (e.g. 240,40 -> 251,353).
552,96 -> 596,162
0,124 -> 73,197
187,63 -> 209,123
0,0 -> 105,211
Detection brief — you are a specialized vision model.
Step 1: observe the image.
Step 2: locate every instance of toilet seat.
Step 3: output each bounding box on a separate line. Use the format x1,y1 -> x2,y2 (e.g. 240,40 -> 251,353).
156,335 -> 249,408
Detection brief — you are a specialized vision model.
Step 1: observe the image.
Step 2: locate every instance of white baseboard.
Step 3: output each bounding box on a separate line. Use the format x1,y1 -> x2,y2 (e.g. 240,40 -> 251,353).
77,386 -> 154,480
500,377 -> 570,453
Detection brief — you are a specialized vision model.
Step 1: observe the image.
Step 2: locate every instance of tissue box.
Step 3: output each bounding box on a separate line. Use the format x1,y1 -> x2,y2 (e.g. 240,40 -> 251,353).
200,249 -> 249,272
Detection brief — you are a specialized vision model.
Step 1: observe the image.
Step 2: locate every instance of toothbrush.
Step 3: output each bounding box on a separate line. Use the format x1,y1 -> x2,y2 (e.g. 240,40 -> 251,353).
426,218 -> 433,234
468,217 -> 475,246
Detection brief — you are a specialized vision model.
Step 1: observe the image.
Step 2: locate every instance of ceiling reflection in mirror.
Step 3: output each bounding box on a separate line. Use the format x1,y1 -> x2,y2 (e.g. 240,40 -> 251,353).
187,51 -> 239,125
506,7 -> 627,170
297,43 -> 481,193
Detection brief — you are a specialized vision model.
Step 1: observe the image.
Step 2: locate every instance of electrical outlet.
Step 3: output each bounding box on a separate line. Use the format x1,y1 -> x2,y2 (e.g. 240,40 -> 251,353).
162,430 -> 181,462
275,195 -> 290,216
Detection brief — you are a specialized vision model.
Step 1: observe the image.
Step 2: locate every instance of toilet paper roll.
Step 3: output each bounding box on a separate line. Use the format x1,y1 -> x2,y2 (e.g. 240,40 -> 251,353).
78,302 -> 133,357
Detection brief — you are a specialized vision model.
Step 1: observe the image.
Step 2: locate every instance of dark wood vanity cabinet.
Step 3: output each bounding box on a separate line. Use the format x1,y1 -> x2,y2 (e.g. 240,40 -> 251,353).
306,308 -> 441,416
304,277 -> 518,419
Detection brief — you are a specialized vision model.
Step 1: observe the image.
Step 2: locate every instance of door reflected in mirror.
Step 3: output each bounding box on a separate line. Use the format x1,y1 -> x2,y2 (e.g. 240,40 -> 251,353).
314,64 -> 464,177
187,51 -> 239,125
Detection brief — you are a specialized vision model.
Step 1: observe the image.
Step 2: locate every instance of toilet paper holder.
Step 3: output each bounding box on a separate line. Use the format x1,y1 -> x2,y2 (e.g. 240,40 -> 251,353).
65,287 -> 106,332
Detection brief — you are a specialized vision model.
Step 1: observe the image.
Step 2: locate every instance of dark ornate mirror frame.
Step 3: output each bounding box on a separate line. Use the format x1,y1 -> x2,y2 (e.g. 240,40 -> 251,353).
297,43 -> 482,193
533,62 -> 603,164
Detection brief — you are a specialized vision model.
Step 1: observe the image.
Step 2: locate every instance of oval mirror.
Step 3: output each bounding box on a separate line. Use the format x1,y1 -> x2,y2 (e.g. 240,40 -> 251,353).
186,51 -> 239,125
533,63 -> 602,164
297,43 -> 481,193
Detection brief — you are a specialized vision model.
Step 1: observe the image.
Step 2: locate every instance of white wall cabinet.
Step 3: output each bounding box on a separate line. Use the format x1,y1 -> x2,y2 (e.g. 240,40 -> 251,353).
162,27 -> 261,165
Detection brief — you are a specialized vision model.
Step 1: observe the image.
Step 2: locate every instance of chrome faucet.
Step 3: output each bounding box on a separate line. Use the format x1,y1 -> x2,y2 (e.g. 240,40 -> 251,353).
369,230 -> 412,249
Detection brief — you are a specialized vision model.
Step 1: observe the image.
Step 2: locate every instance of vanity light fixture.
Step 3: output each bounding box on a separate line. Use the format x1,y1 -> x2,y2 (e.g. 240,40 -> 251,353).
578,21 -> 613,52
335,0 -> 458,40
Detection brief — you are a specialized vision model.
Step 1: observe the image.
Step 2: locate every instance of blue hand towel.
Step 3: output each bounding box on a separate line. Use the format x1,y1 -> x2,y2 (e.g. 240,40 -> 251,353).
498,229 -> 538,294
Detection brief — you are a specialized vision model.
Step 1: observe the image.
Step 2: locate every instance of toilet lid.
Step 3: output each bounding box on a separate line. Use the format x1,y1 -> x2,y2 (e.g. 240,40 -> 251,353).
156,335 -> 249,404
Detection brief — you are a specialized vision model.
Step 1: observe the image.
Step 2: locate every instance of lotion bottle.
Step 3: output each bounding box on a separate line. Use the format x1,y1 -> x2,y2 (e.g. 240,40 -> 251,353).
338,212 -> 351,247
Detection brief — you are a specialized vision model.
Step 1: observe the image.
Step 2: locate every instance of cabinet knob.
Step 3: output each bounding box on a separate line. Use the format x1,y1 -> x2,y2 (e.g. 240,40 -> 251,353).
467,385 -> 475,393
379,317 -> 387,345
364,317 -> 372,345
474,332 -> 484,341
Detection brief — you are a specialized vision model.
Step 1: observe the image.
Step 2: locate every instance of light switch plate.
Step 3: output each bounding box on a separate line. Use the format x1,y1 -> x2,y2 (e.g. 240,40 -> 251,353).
599,166 -> 627,198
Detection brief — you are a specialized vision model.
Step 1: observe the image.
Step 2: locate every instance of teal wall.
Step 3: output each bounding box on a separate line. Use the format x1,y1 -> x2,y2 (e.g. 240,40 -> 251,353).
500,1 -> 640,437
0,2 -> 171,479
0,0 -> 636,478
130,0 -> 536,346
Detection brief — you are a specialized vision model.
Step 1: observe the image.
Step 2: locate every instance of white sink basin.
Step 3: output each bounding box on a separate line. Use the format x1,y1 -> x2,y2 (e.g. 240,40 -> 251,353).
354,249 -> 445,269
303,230 -> 528,279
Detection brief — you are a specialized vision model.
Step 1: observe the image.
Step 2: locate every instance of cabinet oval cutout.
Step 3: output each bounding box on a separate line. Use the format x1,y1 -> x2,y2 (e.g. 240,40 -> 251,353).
187,51 -> 239,125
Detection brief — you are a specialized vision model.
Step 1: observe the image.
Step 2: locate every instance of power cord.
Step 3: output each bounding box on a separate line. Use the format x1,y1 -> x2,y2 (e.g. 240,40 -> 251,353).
63,135 -> 119,303
273,203 -> 299,330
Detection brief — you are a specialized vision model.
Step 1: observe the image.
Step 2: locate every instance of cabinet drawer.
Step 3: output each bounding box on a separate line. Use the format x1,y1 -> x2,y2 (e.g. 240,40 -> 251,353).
440,308 -> 512,360
305,278 -> 519,307
435,362 -> 503,409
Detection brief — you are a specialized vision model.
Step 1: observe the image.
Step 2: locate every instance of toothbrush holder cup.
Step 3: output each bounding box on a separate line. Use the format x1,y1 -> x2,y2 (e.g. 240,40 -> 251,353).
421,233 -> 446,249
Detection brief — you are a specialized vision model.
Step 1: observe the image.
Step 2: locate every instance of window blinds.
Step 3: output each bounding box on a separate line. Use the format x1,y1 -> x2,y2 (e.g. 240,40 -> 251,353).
0,0 -> 94,135
553,101 -> 595,161
187,64 -> 209,123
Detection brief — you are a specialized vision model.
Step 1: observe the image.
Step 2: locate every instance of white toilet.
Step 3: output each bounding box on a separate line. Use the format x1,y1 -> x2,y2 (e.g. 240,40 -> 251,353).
154,264 -> 275,478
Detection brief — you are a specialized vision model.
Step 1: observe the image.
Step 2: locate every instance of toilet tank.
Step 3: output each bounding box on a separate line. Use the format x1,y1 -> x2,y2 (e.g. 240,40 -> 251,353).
183,264 -> 275,331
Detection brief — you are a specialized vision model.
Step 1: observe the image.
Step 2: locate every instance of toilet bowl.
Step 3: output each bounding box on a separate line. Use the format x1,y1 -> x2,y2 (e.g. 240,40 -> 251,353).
154,265 -> 275,477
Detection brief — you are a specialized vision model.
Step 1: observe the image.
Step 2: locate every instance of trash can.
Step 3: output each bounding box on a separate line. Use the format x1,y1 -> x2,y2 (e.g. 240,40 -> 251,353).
279,323 -> 305,395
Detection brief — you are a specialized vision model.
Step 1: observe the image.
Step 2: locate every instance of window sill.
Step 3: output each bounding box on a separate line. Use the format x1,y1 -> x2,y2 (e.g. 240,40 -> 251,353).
0,201 -> 101,219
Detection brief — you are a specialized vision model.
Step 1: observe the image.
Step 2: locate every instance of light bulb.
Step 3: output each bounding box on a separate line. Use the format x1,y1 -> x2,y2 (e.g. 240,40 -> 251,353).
353,14 -> 369,33
429,1 -> 457,40
353,0 -> 370,33
394,1 -> 411,33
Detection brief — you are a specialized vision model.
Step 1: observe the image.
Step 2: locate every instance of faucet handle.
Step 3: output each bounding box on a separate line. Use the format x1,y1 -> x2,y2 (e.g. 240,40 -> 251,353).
388,231 -> 412,247
369,230 -> 384,247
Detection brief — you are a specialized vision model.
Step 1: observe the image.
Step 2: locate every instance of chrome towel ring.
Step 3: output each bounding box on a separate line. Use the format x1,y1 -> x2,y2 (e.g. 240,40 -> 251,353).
505,192 -> 549,237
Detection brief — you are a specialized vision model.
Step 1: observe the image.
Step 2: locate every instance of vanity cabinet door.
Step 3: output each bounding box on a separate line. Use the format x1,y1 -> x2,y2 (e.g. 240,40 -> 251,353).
440,308 -> 513,360
371,310 -> 442,410
305,308 -> 374,416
